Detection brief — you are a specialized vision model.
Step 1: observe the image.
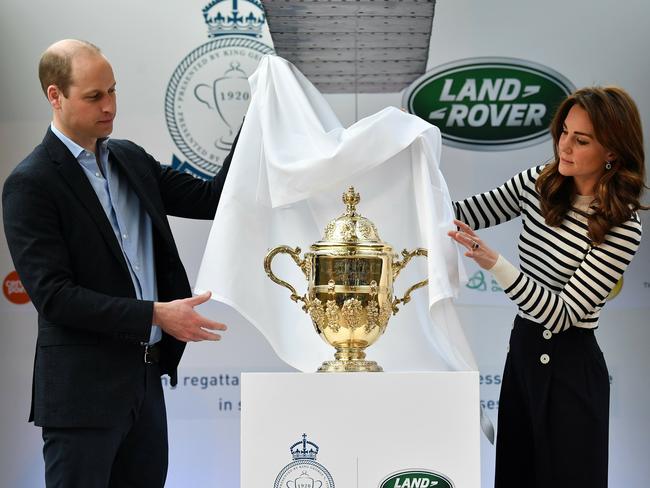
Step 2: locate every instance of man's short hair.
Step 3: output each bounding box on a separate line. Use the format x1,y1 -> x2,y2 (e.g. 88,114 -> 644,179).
38,40 -> 101,98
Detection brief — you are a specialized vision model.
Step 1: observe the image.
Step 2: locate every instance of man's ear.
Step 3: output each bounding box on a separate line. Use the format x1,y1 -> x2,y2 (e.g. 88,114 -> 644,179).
47,85 -> 62,110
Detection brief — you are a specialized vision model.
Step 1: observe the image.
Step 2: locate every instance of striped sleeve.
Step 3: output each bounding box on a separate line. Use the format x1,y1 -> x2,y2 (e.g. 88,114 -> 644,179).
453,167 -> 538,230
491,216 -> 642,332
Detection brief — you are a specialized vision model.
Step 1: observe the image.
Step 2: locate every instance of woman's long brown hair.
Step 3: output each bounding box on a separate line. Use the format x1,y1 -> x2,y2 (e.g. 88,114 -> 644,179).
536,86 -> 647,244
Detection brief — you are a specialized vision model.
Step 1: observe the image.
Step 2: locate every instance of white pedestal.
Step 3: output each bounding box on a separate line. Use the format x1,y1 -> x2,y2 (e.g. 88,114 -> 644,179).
241,372 -> 480,488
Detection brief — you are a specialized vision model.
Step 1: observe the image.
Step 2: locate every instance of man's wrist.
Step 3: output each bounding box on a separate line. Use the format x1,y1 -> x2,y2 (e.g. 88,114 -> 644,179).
152,301 -> 165,325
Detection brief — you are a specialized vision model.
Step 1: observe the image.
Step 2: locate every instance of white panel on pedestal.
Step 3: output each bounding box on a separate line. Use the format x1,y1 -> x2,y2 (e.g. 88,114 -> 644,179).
242,372 -> 480,488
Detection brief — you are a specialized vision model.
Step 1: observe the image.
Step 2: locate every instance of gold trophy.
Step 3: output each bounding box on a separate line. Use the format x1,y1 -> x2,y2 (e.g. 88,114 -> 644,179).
264,187 -> 428,372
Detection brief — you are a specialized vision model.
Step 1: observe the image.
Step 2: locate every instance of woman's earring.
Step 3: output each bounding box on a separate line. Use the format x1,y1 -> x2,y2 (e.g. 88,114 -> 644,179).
605,160 -> 612,170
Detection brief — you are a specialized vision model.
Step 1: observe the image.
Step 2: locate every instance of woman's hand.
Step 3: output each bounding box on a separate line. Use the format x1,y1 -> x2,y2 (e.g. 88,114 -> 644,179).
448,219 -> 499,270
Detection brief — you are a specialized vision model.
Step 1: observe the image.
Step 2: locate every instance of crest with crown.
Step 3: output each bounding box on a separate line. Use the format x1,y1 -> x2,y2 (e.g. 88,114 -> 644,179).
202,0 -> 266,38
290,434 -> 320,461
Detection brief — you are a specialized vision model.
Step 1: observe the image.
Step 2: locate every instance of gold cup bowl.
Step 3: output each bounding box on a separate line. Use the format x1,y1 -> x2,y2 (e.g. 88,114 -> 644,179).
264,187 -> 428,372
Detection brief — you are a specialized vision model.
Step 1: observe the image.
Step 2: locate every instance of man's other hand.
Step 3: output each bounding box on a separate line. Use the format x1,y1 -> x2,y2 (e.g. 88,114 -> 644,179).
153,291 -> 227,342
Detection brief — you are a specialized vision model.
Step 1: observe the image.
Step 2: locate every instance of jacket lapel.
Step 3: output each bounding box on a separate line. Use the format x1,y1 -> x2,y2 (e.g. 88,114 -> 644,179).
44,129 -> 130,273
107,142 -> 175,248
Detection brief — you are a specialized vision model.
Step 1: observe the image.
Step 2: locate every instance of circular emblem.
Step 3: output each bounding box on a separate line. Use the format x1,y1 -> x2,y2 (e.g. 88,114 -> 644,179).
402,57 -> 574,151
3,270 -> 30,304
274,460 -> 335,488
165,37 -> 274,175
379,469 -> 455,488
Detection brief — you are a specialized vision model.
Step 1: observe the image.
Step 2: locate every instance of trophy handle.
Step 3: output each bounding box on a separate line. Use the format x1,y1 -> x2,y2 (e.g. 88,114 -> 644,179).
263,245 -> 308,304
392,248 -> 428,313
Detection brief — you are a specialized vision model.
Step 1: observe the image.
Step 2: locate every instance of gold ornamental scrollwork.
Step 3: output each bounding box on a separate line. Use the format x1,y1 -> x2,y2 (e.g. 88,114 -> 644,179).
264,187 -> 429,372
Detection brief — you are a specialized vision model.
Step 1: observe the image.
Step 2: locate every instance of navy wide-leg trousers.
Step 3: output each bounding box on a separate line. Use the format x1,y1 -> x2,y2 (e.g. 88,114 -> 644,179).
495,315 -> 610,488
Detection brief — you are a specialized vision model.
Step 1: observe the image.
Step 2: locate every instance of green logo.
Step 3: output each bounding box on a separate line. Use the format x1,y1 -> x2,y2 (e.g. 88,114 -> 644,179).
379,469 -> 454,488
402,57 -> 574,151
466,270 -> 503,292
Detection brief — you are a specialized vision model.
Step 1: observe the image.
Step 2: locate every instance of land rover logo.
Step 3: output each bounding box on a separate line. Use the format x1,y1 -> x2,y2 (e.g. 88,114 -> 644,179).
402,57 -> 575,151
379,469 -> 454,488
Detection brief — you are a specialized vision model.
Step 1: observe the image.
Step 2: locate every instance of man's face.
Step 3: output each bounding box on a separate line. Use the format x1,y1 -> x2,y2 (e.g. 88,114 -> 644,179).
50,53 -> 116,151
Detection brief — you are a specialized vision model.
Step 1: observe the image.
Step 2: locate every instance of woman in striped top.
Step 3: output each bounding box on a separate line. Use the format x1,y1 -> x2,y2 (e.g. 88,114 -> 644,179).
449,86 -> 646,488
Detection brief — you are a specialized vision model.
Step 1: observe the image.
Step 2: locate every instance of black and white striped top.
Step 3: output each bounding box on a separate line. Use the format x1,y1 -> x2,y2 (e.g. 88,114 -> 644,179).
454,165 -> 643,333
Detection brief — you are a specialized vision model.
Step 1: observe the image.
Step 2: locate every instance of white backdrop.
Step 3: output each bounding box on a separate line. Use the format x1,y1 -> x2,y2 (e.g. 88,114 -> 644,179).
1,1 -> 649,487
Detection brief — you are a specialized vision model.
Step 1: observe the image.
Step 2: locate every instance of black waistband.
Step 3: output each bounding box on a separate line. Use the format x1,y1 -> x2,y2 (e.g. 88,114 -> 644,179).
514,315 -> 595,334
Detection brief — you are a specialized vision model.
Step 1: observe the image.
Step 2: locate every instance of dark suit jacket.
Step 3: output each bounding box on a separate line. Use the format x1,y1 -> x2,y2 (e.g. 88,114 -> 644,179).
2,127 -> 238,428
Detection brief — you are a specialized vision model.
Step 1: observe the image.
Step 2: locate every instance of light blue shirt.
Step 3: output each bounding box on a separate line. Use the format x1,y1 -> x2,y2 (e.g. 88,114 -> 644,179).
51,123 -> 162,344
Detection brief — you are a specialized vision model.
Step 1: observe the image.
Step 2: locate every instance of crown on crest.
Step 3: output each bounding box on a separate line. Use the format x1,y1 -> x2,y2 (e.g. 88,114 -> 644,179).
290,434 -> 319,461
202,0 -> 266,38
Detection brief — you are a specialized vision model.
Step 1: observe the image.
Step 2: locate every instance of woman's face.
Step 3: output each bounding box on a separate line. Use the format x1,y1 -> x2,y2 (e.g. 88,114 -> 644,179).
557,104 -> 614,195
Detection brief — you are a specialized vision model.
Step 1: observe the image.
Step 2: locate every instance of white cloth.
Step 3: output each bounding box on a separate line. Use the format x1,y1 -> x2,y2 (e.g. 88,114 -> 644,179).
195,55 -> 477,374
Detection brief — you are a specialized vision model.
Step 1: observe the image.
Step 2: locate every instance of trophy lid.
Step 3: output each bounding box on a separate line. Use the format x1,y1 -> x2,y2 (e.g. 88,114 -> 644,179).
315,187 -> 386,246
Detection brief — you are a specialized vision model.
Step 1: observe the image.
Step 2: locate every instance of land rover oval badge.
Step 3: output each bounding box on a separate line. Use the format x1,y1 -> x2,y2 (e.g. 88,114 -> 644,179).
379,469 -> 454,488
403,57 -> 574,151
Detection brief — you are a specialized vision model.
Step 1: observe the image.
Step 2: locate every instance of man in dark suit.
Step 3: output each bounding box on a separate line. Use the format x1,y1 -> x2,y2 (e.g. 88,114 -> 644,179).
2,39 -> 239,487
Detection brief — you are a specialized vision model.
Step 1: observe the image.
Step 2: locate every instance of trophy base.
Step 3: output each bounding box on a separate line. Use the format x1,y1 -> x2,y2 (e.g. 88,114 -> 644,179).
317,360 -> 383,373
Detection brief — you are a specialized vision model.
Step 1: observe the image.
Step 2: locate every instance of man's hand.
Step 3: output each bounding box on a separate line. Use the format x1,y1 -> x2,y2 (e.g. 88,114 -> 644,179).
448,219 -> 499,270
152,291 -> 227,342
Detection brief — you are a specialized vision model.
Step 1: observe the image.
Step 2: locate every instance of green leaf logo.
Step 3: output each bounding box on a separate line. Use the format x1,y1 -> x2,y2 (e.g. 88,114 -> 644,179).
403,58 -> 574,151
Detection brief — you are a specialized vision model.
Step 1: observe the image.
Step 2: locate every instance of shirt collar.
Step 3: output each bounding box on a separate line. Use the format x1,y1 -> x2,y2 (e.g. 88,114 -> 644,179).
50,122 -> 110,159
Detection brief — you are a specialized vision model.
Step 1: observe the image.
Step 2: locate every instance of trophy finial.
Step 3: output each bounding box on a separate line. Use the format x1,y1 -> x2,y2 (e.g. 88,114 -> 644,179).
343,187 -> 360,216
